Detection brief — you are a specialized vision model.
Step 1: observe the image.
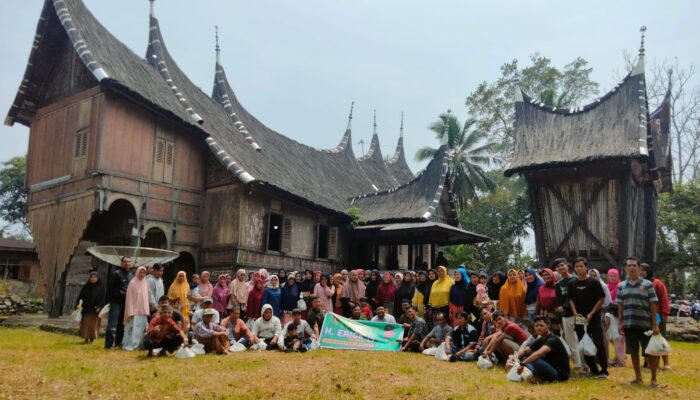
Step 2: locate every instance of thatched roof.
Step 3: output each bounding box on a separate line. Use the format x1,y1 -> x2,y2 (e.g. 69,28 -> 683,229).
6,0 -> 450,224
505,58 -> 651,176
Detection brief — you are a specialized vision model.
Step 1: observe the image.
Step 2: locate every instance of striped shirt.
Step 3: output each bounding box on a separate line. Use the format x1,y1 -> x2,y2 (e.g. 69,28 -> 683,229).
616,278 -> 658,330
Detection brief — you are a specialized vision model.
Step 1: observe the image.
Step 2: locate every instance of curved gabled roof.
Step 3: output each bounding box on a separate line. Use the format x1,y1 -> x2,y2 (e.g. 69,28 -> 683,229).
386,136 -> 415,185
357,133 -> 399,190
505,58 -> 650,176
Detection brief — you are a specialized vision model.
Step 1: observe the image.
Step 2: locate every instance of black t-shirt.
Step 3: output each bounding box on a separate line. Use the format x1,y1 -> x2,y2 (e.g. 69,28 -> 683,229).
528,334 -> 570,381
450,324 -> 478,350
567,277 -> 604,318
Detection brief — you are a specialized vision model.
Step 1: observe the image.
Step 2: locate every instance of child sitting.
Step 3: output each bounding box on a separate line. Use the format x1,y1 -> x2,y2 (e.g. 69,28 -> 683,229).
359,297 -> 373,320
283,323 -> 307,352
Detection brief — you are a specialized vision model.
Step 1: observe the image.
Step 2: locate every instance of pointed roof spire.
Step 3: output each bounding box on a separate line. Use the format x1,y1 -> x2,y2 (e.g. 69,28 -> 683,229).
639,25 -> 647,57
373,109 -> 378,136
149,0 -> 156,17
399,111 -> 404,138
514,86 -> 524,103
215,25 -> 221,65
632,26 -> 646,76
346,101 -> 354,130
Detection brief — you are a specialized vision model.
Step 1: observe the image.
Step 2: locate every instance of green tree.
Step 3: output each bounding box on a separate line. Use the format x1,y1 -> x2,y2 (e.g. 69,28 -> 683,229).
465,54 -> 599,157
415,112 -> 499,209
441,171 -> 531,271
656,181 -> 700,297
0,156 -> 28,233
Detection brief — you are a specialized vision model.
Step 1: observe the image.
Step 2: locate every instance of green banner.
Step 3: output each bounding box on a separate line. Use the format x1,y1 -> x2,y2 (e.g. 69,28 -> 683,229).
318,312 -> 404,352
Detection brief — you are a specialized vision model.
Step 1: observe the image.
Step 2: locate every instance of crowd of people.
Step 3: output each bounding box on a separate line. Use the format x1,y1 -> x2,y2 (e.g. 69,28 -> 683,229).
75,255 -> 669,388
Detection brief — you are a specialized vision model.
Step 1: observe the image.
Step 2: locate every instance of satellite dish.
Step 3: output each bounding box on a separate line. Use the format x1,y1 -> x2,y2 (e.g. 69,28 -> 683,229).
87,246 -> 180,267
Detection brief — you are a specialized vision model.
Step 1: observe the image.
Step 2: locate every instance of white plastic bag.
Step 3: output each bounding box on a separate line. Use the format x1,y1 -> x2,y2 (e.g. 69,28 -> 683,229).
297,297 -> 307,311
477,354 -> 494,369
190,343 -> 205,355
520,366 -> 533,381
175,346 -> 195,359
98,304 -> 110,319
578,330 -> 597,356
606,313 -> 621,341
250,339 -> 268,351
558,335 -> 572,357
435,343 -> 450,361
422,346 -> 438,356
308,339 -> 320,350
645,334 -> 672,356
507,360 -> 522,382
231,341 -> 247,352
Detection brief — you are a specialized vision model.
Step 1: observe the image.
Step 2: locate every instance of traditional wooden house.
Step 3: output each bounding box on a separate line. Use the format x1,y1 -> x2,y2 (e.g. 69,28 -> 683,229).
505,40 -> 673,271
5,0 -> 487,316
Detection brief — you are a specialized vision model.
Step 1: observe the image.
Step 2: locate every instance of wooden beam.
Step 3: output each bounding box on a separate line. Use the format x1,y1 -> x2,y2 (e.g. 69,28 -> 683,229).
527,180 -> 547,263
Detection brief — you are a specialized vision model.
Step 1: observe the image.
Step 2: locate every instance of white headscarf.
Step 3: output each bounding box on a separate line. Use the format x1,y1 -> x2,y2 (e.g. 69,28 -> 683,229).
589,269 -> 612,307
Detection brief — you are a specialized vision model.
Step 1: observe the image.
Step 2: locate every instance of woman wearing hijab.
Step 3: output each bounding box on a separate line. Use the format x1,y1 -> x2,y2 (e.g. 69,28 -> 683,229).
246,278 -> 265,321
413,271 -> 428,316
342,270 -> 366,317
499,269 -> 526,321
428,266 -> 454,321
313,274 -> 335,312
122,266 -> 150,351
332,273 -> 344,315
488,271 -> 506,302
299,270 -> 315,317
536,268 -> 558,318
524,268 -> 544,321
212,274 -> 230,317
262,275 -> 282,318
395,272 -> 416,319
423,269 -> 438,321
277,269 -> 287,287
280,276 -> 300,324
198,271 -> 214,298
604,268 -> 625,367
465,270 -> 479,319
228,269 -> 249,319
168,271 -> 191,324
364,270 -> 380,309
589,268 -> 614,368
75,271 -> 105,343
375,272 -> 397,315
449,268 -> 469,326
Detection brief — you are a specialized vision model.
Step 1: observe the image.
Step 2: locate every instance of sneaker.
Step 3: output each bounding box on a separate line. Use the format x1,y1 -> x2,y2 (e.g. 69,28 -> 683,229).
449,355 -> 457,363
651,381 -> 660,389
598,373 -> 608,380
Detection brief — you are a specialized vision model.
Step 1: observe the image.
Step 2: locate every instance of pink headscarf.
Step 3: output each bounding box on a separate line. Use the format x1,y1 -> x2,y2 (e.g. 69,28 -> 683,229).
198,271 -> 213,297
212,274 -> 229,315
606,269 -> 620,301
124,266 -> 149,323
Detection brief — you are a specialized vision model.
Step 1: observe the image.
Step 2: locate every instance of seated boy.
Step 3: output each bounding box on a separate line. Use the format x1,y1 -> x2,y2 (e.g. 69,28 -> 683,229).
283,323 -> 306,352
515,316 -> 570,383
482,311 -> 528,363
445,311 -> 479,362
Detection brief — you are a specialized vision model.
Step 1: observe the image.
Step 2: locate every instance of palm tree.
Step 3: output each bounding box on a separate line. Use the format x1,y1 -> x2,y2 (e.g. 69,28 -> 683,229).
415,112 -> 498,209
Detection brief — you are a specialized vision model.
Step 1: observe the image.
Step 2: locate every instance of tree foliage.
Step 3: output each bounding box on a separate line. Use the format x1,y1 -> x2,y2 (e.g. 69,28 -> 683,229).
0,156 -> 28,233
656,181 -> 700,298
415,112 -> 499,209
465,54 -> 599,158
441,172 -> 531,272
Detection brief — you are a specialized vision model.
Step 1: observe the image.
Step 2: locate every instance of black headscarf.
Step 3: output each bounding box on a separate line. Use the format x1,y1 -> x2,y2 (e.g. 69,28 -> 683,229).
422,269 -> 438,306
365,270 -> 380,304
488,271 -> 506,300
395,273 -> 416,312
299,269 -> 315,293
77,272 -> 105,313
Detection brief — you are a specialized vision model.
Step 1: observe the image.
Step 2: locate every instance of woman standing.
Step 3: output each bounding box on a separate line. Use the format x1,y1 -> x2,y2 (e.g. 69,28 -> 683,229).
280,276 -> 300,324
228,269 -> 249,319
75,271 -> 105,343
198,271 -> 214,298
365,270 -> 380,309
524,269 -> 544,322
332,273 -> 344,315
488,271 -> 505,303
536,268 -> 559,331
395,272 -> 416,319
428,266 -> 454,322
168,271 -> 191,324
449,268 -> 469,326
374,272 -> 397,315
212,274 -> 229,317
262,275 -> 282,318
605,268 -> 625,367
342,270 -> 366,317
313,274 -> 335,313
499,269 -> 526,321
122,266 -> 150,351
413,271 -> 428,316
246,278 -> 265,321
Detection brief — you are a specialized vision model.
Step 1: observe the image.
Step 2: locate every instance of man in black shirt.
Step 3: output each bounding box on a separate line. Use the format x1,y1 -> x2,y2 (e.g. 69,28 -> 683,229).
445,311 -> 479,362
306,296 -> 325,337
516,316 -> 570,383
568,257 -> 607,378
105,256 -> 133,349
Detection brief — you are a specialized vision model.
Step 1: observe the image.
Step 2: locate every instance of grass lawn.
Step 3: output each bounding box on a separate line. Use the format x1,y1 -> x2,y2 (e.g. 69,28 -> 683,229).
0,327 -> 698,400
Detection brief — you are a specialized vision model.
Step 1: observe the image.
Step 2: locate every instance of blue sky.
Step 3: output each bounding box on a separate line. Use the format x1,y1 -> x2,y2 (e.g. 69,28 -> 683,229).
1,0 -> 699,172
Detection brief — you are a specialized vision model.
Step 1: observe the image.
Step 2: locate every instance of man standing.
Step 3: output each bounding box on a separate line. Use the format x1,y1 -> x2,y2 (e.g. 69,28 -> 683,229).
147,264 -> 164,315
306,296 -> 325,337
105,256 -> 133,349
617,256 -> 660,388
568,257 -> 608,378
554,258 -> 583,370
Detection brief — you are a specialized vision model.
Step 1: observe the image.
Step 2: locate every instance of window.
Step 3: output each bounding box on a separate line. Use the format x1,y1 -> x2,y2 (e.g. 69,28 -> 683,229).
267,213 -> 283,252
0,258 -> 20,280
317,224 -> 329,259
71,129 -> 88,175
153,137 -> 174,183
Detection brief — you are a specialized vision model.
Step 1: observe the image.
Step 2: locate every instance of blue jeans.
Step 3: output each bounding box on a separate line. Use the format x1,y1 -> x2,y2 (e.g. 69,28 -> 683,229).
525,359 -> 560,382
451,345 -> 477,361
105,302 -> 124,349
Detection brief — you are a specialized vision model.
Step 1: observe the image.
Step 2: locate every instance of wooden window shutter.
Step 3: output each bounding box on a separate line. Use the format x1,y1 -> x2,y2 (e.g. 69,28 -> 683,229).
328,226 -> 338,260
74,133 -> 82,158
80,130 -> 88,157
281,217 -> 292,253
163,141 -> 174,183
153,138 -> 165,181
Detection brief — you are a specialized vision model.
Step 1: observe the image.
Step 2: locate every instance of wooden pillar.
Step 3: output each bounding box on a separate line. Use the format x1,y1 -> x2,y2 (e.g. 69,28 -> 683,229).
527,179 -> 547,265
407,243 -> 413,271
373,240 -> 379,270
642,183 -> 658,264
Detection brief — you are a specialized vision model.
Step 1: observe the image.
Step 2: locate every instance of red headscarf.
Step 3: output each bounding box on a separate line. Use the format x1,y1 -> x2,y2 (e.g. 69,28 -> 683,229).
374,272 -> 397,304
537,268 -> 558,312
246,278 -> 265,319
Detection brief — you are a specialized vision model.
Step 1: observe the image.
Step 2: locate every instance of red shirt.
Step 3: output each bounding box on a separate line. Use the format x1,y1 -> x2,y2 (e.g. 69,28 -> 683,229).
502,322 -> 528,345
653,279 -> 671,316
361,306 -> 372,319
146,316 -> 181,341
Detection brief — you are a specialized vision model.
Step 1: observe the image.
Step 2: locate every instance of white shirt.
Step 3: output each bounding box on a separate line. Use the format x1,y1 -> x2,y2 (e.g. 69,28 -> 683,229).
371,314 -> 397,324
